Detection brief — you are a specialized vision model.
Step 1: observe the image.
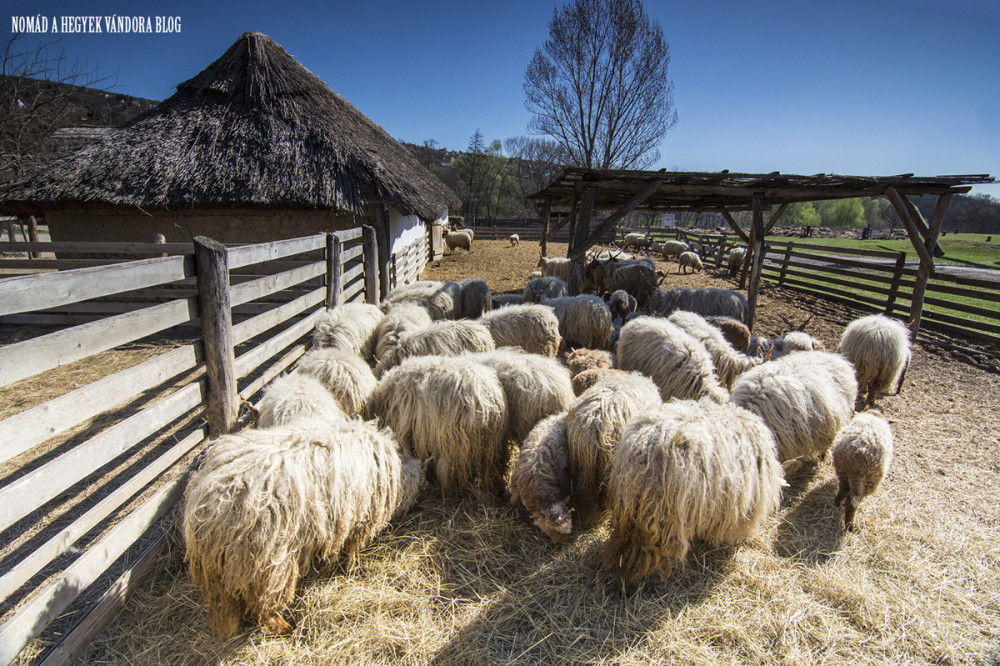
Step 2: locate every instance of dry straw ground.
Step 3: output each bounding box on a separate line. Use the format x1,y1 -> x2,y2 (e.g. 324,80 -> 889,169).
74,240 -> 999,665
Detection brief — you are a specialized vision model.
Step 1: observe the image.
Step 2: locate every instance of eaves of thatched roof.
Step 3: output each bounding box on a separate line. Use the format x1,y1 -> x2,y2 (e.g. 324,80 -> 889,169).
0,32 -> 459,220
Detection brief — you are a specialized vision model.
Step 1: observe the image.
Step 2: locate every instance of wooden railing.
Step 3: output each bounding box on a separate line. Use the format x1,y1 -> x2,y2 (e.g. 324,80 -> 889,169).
389,233 -> 429,289
0,228 -> 393,664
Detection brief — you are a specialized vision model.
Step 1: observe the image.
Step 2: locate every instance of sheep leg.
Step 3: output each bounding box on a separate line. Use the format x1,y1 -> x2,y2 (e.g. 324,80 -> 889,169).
834,477 -> 850,507
893,356 -> 911,395
843,496 -> 859,531
205,590 -> 244,639
261,610 -> 293,635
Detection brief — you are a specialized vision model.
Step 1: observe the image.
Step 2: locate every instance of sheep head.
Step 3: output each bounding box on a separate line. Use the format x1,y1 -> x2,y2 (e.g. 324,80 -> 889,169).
532,497 -> 573,544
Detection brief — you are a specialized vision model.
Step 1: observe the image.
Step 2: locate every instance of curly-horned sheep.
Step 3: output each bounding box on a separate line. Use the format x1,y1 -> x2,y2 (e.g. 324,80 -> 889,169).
256,373 -> 345,428
616,316 -> 730,404
837,314 -> 912,408
522,275 -> 569,303
293,348 -> 377,417
608,289 -> 638,321
373,302 -> 434,367
584,257 -> 656,298
458,277 -> 493,319
543,294 -> 615,351
509,413 -> 573,544
374,318 -> 496,377
832,411 -> 894,530
649,286 -> 749,323
182,416 -> 421,638
728,246 -> 747,276
661,240 -> 690,260
509,233 -> 519,247
678,251 -> 704,274
705,316 -> 751,353
667,310 -> 757,389
566,371 -> 661,528
312,303 -> 384,362
382,280 -> 462,320
479,303 -> 561,357
731,351 -> 858,462
602,398 -> 783,592
369,355 -> 509,494
446,230 -> 473,254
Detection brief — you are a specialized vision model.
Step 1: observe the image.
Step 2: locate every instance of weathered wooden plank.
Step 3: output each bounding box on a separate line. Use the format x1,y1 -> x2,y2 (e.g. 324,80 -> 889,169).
0,298 -> 198,388
233,309 -> 323,380
761,266 -> 893,296
342,278 -> 365,302
226,234 -> 326,269
340,244 -> 364,263
232,288 -> 325,346
362,225 -> 379,305
0,472 -> 186,666
333,227 -> 363,243
230,261 -> 325,307
0,343 -> 202,467
0,255 -> 194,317
763,257 -> 900,283
764,240 -> 903,259
194,238 -> 238,437
0,241 -> 192,255
0,427 -> 204,603
0,379 -> 205,534
238,344 -> 308,407
767,276 -> 888,310
923,280 -> 1000,303
342,262 -> 365,285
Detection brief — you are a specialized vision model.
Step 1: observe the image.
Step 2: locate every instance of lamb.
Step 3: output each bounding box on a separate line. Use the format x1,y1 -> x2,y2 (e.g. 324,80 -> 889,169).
508,413 -> 573,544
565,347 -> 616,377
182,416 -> 421,638
831,411 -> 894,530
571,367 -> 626,396
312,302 -> 384,362
479,303 -> 562,357
256,373 -> 345,428
705,316 -> 751,353
608,289 -> 638,321
373,302 -> 434,367
543,294 -> 614,351
837,314 -> 912,408
292,348 -> 378,417
602,398 -> 783,592
727,246 -> 747,276
368,355 -> 509,494
649,287 -> 749,323
667,310 -> 758,389
374,318 -> 496,377
509,233 -> 519,247
458,277 -> 493,319
660,240 -> 689,260
565,371 -> 661,527
445,230 -> 473,254
730,351 -> 858,462
382,280 -> 461,320
678,251 -> 703,274
616,316 -> 730,403
522,275 -> 568,303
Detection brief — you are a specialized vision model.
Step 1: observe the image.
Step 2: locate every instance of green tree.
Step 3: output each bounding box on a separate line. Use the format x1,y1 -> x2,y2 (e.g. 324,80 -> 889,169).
815,198 -> 865,228
782,202 -> 821,227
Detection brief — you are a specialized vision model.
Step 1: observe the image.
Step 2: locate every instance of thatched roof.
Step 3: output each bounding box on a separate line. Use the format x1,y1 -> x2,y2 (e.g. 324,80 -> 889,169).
0,32 -> 458,219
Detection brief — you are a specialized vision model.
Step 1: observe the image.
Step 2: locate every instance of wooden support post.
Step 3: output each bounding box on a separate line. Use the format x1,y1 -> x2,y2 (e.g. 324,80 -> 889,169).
764,203 -> 788,233
907,193 -> 953,336
778,241 -> 793,287
540,200 -> 552,258
745,193 -> 766,330
568,186 -> 595,295
885,186 -> 935,269
569,177 -> 664,259
885,251 -> 906,316
715,235 -> 725,269
721,211 -> 750,244
362,224 -> 379,305
327,232 -> 343,308
374,206 -> 391,300
20,215 -> 39,258
193,236 -> 238,437
738,226 -> 754,290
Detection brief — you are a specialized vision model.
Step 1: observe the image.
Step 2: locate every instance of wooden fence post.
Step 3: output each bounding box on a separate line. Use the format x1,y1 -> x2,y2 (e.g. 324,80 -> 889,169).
715,236 -> 725,269
327,232 -> 343,309
362,225 -> 379,305
884,251 -> 907,316
778,242 -> 794,286
193,236 -> 238,437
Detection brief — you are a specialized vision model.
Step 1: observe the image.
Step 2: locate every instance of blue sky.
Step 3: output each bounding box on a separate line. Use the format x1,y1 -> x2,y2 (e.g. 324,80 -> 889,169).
7,0 -> 1000,198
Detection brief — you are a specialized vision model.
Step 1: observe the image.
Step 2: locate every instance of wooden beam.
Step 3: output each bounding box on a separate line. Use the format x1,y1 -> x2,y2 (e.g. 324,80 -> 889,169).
568,186 -> 595,294
746,193 -> 766,330
721,211 -> 750,243
362,225 -> 379,305
908,193 -> 953,336
764,202 -> 789,233
568,178 -> 665,260
539,200 -> 552,258
884,186 -> 935,270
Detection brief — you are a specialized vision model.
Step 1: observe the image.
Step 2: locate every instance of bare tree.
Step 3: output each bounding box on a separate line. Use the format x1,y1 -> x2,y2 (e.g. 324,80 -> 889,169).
504,135 -> 567,206
523,0 -> 677,170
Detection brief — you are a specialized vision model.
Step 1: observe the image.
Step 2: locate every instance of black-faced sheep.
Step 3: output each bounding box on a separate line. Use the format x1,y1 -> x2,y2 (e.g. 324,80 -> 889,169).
831,411 -> 894,530
837,314 -> 912,408
293,348 -> 378,417
509,412 -> 572,544
649,287 -> 749,323
491,293 -> 524,309
543,294 -> 615,352
458,277 -> 493,319
730,351 -> 858,462
182,416 -> 421,638
523,275 -> 569,303
374,319 -> 496,377
608,289 -> 638,321
479,303 -> 562,357
446,230 -> 473,254
256,373 -> 345,428
312,303 -> 384,362
667,310 -> 758,389
565,371 -> 661,528
678,251 -> 703,274
602,398 -> 783,592
616,316 -> 730,404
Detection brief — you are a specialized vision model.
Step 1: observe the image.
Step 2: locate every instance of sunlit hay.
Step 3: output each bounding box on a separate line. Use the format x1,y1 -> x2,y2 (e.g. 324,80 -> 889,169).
292,348 -> 377,417
602,399 -> 783,591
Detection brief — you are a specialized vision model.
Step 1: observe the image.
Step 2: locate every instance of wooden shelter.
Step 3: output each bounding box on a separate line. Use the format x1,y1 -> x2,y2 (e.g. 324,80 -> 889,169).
0,32 -> 458,297
529,168 -> 993,333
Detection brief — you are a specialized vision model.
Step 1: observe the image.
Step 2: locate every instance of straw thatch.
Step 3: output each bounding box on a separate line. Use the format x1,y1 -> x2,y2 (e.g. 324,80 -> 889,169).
0,32 -> 458,219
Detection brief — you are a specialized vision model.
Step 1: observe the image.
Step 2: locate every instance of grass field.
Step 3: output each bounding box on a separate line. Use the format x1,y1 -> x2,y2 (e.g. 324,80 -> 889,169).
775,234 -> 1000,269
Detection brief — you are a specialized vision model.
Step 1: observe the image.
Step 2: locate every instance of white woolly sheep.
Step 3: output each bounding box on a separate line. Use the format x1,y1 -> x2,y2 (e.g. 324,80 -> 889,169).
369,355 -> 509,494
602,398 -> 783,592
616,316 -> 730,404
543,294 -> 615,351
660,240 -> 689,260
837,314 -> 912,408
771,330 -> 826,357
373,302 -> 434,367
731,350 -> 858,462
649,287 -> 749,323
182,416 -> 421,638
608,289 -> 638,321
256,373 -> 345,428
446,230 -> 473,253
832,411 -> 894,530
312,303 -> 384,362
727,246 -> 747,276
571,367 -> 626,396
509,233 -> 519,247
622,232 -> 651,251
382,280 -> 462,320
293,348 -> 378,417
374,318 -> 496,377
458,277 -> 493,319
479,303 -> 562,357
509,412 -> 573,543
565,371 -> 661,528
537,255 -> 580,286
667,310 -> 758,389
678,251 -> 703,274
522,275 -> 569,303
455,227 -> 475,240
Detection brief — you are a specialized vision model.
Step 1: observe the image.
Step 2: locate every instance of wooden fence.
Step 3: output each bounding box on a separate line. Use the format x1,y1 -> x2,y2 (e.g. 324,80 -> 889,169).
0,227 -> 404,664
388,233 -> 430,289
